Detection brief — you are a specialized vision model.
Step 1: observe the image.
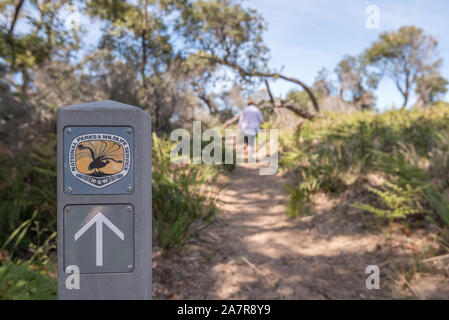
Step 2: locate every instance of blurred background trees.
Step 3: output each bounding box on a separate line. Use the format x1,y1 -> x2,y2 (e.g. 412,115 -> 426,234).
364,26 -> 447,109
285,26 -> 447,115
0,0 -> 271,137
2,1 -> 446,137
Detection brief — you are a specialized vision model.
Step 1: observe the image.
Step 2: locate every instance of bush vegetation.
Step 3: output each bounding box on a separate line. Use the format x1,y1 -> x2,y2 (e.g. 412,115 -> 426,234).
279,102 -> 449,229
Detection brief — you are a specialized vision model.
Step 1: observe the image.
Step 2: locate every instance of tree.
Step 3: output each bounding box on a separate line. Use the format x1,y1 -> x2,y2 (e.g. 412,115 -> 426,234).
286,89 -> 313,110
178,0 -> 320,113
313,68 -> 334,99
0,0 -> 79,98
2,0 -> 321,133
415,73 -> 448,106
86,0 -> 194,130
334,55 -> 379,109
85,0 -> 320,131
364,26 -> 443,109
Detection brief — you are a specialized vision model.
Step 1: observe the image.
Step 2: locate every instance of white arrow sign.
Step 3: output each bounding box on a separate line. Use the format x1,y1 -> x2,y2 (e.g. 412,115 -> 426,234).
74,212 -> 124,266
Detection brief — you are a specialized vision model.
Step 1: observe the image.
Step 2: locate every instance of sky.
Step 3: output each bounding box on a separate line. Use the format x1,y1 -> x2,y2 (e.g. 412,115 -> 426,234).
244,0 -> 449,111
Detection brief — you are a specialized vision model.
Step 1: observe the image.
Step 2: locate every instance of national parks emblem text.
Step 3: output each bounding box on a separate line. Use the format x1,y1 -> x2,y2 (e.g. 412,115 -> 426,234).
68,133 -> 131,188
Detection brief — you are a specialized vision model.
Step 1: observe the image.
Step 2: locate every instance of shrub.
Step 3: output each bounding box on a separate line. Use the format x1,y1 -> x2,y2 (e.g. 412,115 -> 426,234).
0,138 -> 57,252
280,104 -> 449,226
352,181 -> 424,220
0,260 -> 57,300
152,133 -> 219,254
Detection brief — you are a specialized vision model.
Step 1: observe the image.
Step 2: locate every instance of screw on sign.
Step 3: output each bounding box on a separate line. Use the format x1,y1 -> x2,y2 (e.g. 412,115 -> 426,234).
57,101 -> 152,300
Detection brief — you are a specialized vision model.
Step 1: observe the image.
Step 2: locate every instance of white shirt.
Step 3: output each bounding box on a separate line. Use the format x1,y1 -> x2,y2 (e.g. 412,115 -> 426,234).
239,105 -> 263,135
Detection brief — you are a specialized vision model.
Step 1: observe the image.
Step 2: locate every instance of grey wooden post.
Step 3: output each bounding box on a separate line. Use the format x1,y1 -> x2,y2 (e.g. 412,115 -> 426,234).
57,100 -> 152,299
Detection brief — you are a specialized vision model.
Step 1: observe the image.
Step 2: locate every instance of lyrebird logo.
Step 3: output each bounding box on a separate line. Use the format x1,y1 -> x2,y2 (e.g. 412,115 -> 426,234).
69,133 -> 131,188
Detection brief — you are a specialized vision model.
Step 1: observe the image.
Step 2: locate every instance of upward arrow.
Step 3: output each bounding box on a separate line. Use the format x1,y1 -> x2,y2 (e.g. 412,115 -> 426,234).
74,212 -> 124,267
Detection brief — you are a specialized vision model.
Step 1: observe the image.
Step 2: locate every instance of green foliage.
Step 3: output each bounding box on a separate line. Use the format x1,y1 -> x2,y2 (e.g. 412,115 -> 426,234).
363,25 -> 446,108
152,133 -> 219,254
280,103 -> 449,225
0,208 -> 57,300
0,260 -> 56,300
180,0 -> 268,75
0,138 -> 57,252
415,73 -> 449,105
285,184 -> 311,218
352,181 -> 423,220
374,150 -> 449,226
188,132 -> 236,172
0,0 -> 79,95
334,55 -> 379,108
286,89 -> 313,109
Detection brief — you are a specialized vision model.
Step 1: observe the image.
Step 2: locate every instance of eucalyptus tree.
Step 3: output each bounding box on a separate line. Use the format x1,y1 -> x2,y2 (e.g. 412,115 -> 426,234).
334,55 -> 380,110
0,0 -> 80,98
364,26 -> 446,109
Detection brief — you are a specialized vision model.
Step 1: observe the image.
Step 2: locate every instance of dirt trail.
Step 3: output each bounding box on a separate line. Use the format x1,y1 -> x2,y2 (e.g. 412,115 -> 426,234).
153,163 -> 447,299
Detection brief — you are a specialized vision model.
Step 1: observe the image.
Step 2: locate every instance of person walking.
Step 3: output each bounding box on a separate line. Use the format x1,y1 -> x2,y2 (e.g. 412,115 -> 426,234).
239,100 -> 263,160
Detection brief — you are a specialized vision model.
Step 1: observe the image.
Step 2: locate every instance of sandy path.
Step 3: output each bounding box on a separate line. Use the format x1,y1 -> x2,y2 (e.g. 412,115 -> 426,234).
153,163 -> 424,299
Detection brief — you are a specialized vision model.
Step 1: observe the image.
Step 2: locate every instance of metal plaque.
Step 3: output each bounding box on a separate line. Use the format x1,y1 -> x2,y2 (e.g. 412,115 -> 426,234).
63,126 -> 134,195
64,204 -> 134,274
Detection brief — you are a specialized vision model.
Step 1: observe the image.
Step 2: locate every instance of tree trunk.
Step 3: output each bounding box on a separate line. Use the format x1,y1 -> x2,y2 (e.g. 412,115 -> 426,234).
8,0 -> 25,70
141,0 -> 148,89
399,71 -> 410,110
401,93 -> 409,110
8,0 -> 25,37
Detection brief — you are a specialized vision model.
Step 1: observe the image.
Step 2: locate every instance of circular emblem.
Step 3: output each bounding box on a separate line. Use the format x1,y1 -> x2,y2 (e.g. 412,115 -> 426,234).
68,133 -> 131,188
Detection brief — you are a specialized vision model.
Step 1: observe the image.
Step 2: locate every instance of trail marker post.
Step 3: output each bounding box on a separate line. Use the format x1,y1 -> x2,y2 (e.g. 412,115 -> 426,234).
57,100 -> 152,299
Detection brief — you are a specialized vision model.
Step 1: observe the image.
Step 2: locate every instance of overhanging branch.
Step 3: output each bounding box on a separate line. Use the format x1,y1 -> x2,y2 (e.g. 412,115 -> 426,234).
203,55 -> 320,113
